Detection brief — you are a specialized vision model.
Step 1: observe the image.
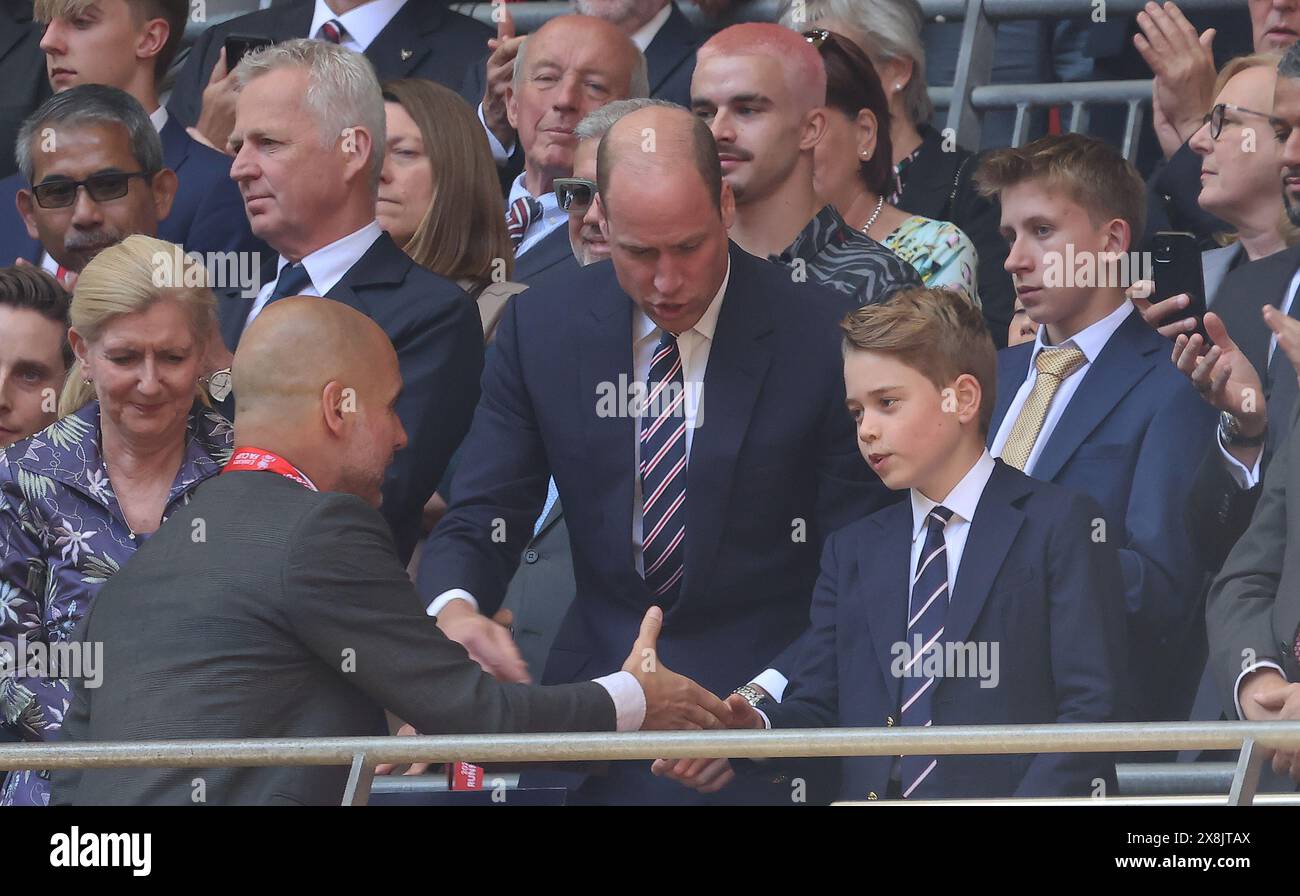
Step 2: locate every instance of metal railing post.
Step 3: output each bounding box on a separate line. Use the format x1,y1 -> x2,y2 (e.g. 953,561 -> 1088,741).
945,0 -> 995,151
342,753 -> 375,807
1227,737 -> 1265,807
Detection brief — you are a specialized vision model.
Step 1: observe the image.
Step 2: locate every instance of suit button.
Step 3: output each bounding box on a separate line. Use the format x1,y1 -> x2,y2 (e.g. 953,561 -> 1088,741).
867,791 -> 878,800
885,715 -> 895,727
524,549 -> 539,564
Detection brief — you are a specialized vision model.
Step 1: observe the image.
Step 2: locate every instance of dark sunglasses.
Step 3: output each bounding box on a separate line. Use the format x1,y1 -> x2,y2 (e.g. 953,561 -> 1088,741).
1203,103 -> 1283,140
554,177 -> 597,213
31,171 -> 152,209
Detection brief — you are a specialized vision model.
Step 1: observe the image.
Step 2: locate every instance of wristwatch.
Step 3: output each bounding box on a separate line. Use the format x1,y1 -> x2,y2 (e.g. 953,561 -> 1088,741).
203,368 -> 233,403
732,683 -> 767,707
1219,411 -> 1266,448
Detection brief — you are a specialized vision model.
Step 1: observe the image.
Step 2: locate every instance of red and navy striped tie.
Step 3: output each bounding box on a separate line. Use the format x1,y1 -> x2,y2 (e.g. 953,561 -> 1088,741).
899,505 -> 954,799
319,19 -> 344,43
640,330 -> 687,602
506,195 -> 542,251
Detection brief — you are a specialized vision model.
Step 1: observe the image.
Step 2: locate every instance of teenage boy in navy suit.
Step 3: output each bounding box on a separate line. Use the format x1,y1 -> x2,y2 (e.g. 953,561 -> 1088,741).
976,134 -> 1218,723
655,288 -> 1129,801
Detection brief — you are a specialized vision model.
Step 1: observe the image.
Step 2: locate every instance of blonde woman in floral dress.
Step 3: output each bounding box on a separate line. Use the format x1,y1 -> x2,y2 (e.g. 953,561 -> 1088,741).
0,236 -> 232,805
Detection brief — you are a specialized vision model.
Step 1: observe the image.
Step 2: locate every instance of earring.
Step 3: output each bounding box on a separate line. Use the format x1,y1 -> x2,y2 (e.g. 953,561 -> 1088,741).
894,83 -> 903,91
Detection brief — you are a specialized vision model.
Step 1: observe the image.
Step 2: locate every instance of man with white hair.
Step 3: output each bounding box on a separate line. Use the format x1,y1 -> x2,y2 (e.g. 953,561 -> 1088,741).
219,40 -> 485,598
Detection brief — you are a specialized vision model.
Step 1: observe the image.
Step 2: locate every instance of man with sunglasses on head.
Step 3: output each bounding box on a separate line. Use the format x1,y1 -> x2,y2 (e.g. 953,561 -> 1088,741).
12,85 -> 176,280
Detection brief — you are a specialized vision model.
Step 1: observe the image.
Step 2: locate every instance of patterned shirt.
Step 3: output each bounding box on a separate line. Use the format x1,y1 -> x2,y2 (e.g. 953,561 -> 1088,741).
772,205 -> 923,307
0,401 -> 233,806
882,214 -> 981,307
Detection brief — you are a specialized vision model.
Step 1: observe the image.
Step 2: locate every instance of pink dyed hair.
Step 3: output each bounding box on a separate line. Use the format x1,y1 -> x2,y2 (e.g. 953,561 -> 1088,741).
696,23 -> 827,112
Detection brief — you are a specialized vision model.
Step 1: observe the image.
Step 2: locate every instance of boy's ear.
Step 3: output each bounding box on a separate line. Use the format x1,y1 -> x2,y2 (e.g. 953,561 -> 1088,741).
1102,216 -> 1131,255
949,372 -> 983,428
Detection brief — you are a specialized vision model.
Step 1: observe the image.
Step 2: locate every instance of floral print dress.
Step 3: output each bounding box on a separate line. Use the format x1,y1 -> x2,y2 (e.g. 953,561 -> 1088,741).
0,400 -> 232,806
882,214 -> 981,307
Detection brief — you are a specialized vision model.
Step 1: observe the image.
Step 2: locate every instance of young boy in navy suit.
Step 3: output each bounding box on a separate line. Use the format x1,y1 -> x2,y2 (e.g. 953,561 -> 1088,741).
655,288 -> 1129,801
976,134 -> 1217,723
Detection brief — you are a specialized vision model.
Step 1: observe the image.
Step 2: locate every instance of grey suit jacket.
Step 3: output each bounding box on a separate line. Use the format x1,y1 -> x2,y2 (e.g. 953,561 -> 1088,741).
51,471 -> 614,806
503,498 -> 577,677
1207,399 -> 1300,717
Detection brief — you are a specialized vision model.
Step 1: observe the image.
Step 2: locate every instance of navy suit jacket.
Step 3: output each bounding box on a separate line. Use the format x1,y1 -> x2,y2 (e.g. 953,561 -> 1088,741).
217,232 -> 484,565
0,116 -> 261,264
0,4 -> 47,183
990,310 -> 1218,720
765,461 -> 1128,800
513,226 -> 576,284
168,0 -> 492,129
418,243 -> 896,802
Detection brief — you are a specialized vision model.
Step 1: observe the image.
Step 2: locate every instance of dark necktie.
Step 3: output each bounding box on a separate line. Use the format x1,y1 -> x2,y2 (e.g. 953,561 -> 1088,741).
640,330 -> 688,603
318,19 -> 344,43
506,195 -> 543,251
264,262 -> 312,308
899,505 -> 954,799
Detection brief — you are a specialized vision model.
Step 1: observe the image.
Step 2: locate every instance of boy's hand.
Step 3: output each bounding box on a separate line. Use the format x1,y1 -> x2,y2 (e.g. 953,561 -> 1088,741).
649,693 -> 763,793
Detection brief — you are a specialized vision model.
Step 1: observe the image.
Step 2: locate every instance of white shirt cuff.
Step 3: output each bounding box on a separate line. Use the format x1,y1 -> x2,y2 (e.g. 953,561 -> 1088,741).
593,670 -> 646,731
478,102 -> 515,165
1218,430 -> 1263,489
426,589 -> 479,617
755,706 -> 773,729
751,669 -> 788,703
1235,661 -> 1287,719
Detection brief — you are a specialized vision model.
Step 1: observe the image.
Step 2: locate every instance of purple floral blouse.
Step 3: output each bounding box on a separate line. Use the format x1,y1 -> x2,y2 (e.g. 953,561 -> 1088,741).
0,400 -> 232,806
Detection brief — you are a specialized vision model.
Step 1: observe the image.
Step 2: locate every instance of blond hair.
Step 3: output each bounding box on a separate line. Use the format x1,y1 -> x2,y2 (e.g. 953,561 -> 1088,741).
841,287 -> 997,434
60,235 -> 216,416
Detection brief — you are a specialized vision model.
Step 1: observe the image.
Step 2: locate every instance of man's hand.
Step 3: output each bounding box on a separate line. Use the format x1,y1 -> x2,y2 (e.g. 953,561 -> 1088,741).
482,7 -> 524,151
1264,304 -> 1300,384
375,722 -> 438,776
650,692 -> 764,793
1128,281 -> 1201,340
622,606 -> 730,730
195,47 -> 242,156
1133,2 -> 1216,159
1168,313 -> 1266,467
436,599 -> 531,683
1240,670 -> 1300,781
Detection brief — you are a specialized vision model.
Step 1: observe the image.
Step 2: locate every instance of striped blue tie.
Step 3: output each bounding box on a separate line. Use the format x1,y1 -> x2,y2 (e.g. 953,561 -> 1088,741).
639,330 -> 687,602
899,505 -> 954,799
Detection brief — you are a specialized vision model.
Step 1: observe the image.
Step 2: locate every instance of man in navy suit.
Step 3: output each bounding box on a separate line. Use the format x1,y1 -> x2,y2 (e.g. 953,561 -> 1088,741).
976,134 -> 1218,724
0,0 -> 259,270
169,0 -> 491,152
418,104 -> 894,804
219,39 -> 483,567
657,289 -> 1128,801
0,0 -> 48,183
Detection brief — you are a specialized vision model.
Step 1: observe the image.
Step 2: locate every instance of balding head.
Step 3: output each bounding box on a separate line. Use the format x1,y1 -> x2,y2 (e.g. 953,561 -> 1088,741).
233,297 -> 407,507
597,104 -> 722,216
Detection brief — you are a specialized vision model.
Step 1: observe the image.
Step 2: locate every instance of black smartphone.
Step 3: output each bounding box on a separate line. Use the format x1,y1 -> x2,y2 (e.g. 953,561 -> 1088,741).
1150,231 -> 1210,344
223,34 -> 274,67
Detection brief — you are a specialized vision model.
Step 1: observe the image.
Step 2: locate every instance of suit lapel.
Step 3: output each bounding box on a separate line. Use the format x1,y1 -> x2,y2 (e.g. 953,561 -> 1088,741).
944,462 -> 1027,648
1030,312 -> 1154,481
159,117 -> 191,175
515,227 -> 574,281
365,0 -> 445,78
989,345 -> 1031,441
679,247 -> 775,603
863,504 -> 912,708
322,231 -> 409,316
578,274 -> 639,581
271,0 -> 315,41
218,255 -> 275,351
1217,244 -> 1300,376
643,3 -> 700,96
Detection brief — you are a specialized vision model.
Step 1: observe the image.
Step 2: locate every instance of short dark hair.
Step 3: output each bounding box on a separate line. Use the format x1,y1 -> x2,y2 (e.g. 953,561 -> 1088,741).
841,286 -> 996,435
15,84 -> 163,183
597,110 -> 722,215
0,265 -> 73,369
812,29 -> 895,197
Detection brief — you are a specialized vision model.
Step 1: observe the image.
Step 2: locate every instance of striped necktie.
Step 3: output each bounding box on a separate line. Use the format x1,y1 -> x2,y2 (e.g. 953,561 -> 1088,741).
318,19 -> 344,43
640,330 -> 688,603
506,195 -> 543,250
999,346 -> 1086,471
899,505 -> 954,799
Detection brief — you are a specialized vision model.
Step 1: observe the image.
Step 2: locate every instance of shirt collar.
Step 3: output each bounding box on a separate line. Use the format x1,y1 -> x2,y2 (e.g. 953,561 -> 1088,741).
1030,298 -> 1134,365
634,257 -> 731,344
630,2 -> 673,51
149,106 -> 168,133
774,205 -> 848,266
909,450 -> 996,543
278,220 -> 384,296
508,171 -> 559,213
310,0 -> 408,50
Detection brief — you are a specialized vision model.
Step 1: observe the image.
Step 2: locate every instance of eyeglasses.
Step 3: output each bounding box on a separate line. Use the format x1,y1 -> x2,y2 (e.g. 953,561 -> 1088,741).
1203,103 -> 1283,140
553,177 -> 597,213
803,28 -> 831,48
31,171 -> 152,209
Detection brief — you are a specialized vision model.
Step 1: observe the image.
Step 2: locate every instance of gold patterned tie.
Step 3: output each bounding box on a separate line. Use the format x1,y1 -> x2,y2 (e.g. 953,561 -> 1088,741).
1000,347 -> 1087,471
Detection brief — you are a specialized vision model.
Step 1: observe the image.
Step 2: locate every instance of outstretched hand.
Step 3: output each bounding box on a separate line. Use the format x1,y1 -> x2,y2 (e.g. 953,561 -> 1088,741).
622,606 -> 731,730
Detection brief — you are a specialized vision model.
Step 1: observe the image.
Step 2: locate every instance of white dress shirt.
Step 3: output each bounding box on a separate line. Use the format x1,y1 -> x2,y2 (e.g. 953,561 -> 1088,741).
755,452 -> 997,718
309,0 -> 408,52
1219,264 -> 1300,489
506,173 -> 566,258
242,220 -> 383,331
989,300 -> 1134,474
480,2 -> 672,163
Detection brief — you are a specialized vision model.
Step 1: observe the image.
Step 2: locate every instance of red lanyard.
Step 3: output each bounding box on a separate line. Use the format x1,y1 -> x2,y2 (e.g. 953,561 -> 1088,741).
222,446 -> 318,491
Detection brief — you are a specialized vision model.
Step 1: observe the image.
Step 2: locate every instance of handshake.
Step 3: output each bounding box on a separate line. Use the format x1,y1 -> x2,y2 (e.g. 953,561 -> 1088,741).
621,606 -> 765,795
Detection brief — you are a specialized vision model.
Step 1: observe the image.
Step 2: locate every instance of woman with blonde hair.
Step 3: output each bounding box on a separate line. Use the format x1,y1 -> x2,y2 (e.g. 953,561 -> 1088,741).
379,79 -> 526,342
0,235 -> 233,806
